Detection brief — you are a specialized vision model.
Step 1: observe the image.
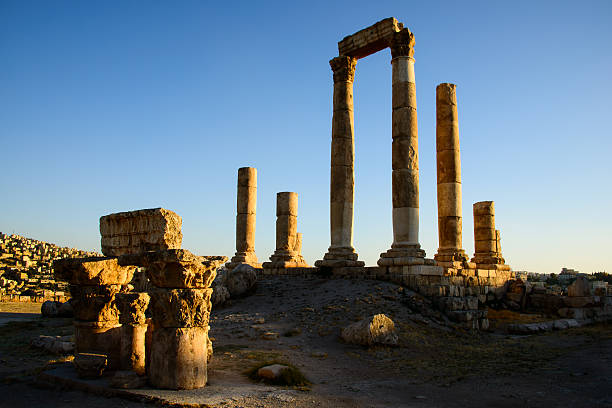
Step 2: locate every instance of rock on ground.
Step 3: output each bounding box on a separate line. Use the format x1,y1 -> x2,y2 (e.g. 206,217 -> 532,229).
341,313 -> 399,346
225,264 -> 257,298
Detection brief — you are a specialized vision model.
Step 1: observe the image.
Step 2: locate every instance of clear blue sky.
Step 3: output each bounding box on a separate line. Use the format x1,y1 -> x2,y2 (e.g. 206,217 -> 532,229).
1,0 -> 610,274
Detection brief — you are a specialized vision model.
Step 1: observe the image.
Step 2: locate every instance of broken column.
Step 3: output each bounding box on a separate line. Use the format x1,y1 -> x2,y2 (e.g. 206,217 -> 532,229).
434,83 -> 470,267
316,55 -> 364,268
226,167 -> 261,270
136,249 -> 226,389
53,257 -> 135,370
263,192 -> 308,268
115,292 -> 150,375
379,28 -> 428,267
471,201 -> 510,270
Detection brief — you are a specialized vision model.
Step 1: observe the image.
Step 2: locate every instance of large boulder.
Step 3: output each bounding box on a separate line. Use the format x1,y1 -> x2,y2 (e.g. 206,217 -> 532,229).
41,300 -> 60,317
211,283 -> 230,306
341,314 -> 398,346
225,264 -> 257,298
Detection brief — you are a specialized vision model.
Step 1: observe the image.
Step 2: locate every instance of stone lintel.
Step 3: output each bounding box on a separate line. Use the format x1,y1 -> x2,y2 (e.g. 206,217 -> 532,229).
338,17 -> 404,59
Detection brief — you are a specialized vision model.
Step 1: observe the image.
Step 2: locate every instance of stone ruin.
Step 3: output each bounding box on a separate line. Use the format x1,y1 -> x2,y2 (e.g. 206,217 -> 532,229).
49,17 -> 567,391
54,208 -> 226,389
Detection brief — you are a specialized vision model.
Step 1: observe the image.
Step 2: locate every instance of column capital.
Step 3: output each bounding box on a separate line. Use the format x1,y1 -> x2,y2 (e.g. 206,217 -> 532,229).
330,55 -> 357,83
390,28 -> 415,58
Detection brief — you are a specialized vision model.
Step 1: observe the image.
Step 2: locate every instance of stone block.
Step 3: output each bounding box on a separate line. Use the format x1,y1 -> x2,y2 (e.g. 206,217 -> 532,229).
116,292 -> 150,325
121,250 -> 226,289
70,284 -> 121,322
149,326 -> 208,390
73,353 -> 107,379
392,81 -> 417,110
74,320 -> 122,370
568,276 -> 592,297
391,107 -> 418,140
436,149 -> 461,183
563,296 -> 596,308
338,17 -> 403,59
100,208 -> 182,256
149,288 -> 212,328
54,257 -> 136,286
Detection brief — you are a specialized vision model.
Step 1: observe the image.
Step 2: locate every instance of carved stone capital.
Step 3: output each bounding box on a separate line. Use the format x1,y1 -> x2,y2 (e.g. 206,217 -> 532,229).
330,56 -> 357,83
390,28 -> 415,58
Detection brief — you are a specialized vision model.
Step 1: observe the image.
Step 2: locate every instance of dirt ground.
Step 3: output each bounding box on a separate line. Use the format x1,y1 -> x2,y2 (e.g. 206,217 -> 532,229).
0,276 -> 611,407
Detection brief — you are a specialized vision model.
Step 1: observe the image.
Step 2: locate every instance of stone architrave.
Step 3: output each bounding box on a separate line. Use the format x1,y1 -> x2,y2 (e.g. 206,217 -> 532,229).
434,83 -> 470,267
378,28 -> 431,267
315,56 -> 364,268
226,167 -> 261,270
471,201 -> 510,270
263,192 -> 309,268
100,208 -> 182,257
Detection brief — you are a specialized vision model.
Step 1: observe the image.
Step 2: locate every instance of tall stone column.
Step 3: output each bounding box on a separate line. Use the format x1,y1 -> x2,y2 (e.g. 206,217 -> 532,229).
226,167 -> 261,270
434,83 -> 469,267
471,201 -> 510,270
316,55 -> 364,268
264,192 -> 308,268
379,28 -> 427,267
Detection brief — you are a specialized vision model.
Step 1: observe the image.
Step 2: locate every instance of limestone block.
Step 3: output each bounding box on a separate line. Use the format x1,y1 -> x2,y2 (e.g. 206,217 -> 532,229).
437,183 -> 462,217
473,214 -> 495,230
124,250 -> 226,289
235,213 -> 256,252
392,107 -> 418,140
54,257 -> 136,286
392,82 -> 417,110
149,326 -> 208,390
341,314 -> 398,346
120,323 -> 147,375
474,228 -> 496,241
338,17 -> 403,59
70,284 -> 121,322
391,136 -> 419,170
331,136 -> 355,167
392,169 -> 419,208
436,149 -> 461,183
237,167 -> 257,187
331,110 -> 355,137
150,288 -> 212,328
473,201 -> 494,216
226,264 -> 257,297
330,166 -> 354,203
237,186 -> 257,215
116,292 -> 150,325
332,81 -> 354,110
73,353 -> 107,379
100,208 -> 182,256
74,320 -> 122,370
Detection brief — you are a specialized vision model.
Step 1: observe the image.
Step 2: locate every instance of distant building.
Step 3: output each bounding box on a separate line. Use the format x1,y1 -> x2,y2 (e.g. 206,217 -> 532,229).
559,268 -> 579,282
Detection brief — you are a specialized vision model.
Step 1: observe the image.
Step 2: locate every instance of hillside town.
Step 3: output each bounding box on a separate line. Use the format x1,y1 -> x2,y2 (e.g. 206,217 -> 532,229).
0,232 -> 99,300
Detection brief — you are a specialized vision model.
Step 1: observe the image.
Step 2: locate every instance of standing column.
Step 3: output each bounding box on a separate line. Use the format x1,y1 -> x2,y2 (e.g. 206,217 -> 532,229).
379,28 -> 426,267
434,83 -> 469,267
226,167 -> 261,270
471,201 -> 509,270
316,56 -> 364,268
263,192 -> 309,268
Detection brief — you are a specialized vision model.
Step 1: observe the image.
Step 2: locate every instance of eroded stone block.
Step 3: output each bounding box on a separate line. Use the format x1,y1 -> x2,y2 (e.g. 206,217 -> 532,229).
54,257 -> 136,286
149,288 -> 212,328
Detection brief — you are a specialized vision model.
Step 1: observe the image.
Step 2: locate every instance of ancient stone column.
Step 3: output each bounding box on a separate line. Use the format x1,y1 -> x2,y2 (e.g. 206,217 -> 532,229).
226,167 -> 261,270
316,56 -> 364,268
264,192 -> 308,268
434,83 -> 469,267
471,201 -> 510,270
53,257 -> 135,371
138,249 -> 226,390
379,28 -> 426,266
116,292 -> 150,376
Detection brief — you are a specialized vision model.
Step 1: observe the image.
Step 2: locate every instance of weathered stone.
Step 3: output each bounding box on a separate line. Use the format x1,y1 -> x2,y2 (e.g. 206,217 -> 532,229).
119,323 -> 147,375
121,249 -> 226,289
149,326 -> 208,390
225,264 -> 257,298
257,364 -> 289,380
31,335 -> 74,354
568,276 -> 591,297
341,314 -> 398,346
74,320 -> 122,370
73,353 -> 107,379
54,257 -> 136,286
70,284 -> 121,322
100,208 -> 182,256
116,292 -> 150,325
338,17 -> 403,59
149,288 -> 212,328
211,283 -> 230,306
41,300 -> 59,317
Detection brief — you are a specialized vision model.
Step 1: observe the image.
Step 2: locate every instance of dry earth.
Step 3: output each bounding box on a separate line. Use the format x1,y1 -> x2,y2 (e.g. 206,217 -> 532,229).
0,276 -> 611,407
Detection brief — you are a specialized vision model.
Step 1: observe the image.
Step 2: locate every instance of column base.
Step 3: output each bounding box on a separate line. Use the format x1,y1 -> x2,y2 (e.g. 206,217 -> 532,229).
471,254 -> 511,271
434,248 -> 473,269
262,250 -> 309,269
315,246 -> 365,268
377,243 -> 428,266
225,252 -> 262,270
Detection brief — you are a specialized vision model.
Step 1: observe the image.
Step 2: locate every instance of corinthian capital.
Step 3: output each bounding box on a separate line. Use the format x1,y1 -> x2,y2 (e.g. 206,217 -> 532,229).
330,55 -> 357,83
390,28 -> 415,58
